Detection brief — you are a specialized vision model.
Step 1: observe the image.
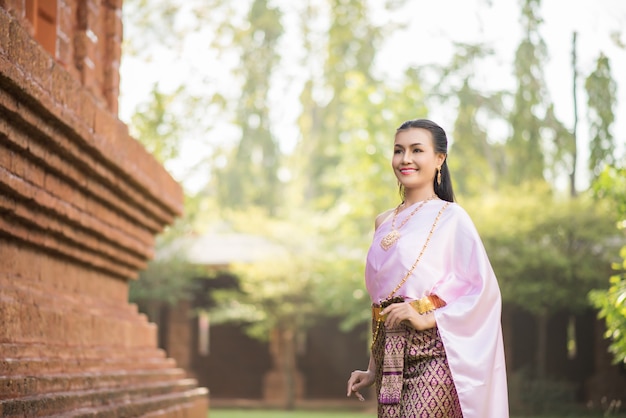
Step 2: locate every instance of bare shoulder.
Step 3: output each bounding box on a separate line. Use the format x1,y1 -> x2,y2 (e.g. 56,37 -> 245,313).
374,208 -> 396,230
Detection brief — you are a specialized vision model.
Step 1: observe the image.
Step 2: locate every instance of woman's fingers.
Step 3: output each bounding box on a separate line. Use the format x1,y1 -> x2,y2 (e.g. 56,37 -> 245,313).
347,371 -> 361,396
347,371 -> 369,401
381,302 -> 413,327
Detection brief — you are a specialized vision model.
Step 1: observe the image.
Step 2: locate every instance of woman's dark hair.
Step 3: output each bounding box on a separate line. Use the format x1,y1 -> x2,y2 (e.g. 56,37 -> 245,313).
396,118 -> 455,202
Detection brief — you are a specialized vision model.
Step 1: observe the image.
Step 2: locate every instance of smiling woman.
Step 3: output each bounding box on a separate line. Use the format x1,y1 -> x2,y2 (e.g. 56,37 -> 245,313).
347,119 -> 509,418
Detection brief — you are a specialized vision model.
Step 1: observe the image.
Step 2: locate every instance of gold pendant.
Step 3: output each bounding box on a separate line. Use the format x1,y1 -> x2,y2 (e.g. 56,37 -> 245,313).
380,229 -> 400,250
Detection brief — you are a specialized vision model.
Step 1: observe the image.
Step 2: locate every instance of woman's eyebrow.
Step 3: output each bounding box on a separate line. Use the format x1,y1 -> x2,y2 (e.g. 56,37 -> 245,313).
394,142 -> 424,147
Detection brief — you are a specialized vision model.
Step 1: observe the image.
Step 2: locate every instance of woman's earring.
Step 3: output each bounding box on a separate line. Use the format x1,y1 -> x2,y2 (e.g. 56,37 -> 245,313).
437,167 -> 442,186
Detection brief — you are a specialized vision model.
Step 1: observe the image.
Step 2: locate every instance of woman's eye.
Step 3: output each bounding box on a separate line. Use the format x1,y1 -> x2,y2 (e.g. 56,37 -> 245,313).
394,149 -> 402,154
413,148 -> 423,153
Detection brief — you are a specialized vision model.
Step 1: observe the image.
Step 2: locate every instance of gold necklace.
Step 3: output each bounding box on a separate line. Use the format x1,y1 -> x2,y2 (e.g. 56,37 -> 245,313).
379,195 -> 435,251
371,202 -> 450,349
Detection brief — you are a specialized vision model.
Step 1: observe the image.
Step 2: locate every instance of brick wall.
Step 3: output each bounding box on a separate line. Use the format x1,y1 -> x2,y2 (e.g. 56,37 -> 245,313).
2,0 -> 122,112
0,2 -> 209,416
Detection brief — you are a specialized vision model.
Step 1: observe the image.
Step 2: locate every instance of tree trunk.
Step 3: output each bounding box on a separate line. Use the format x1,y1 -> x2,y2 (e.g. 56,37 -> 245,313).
570,31 -> 578,198
536,312 -> 548,378
282,328 -> 296,410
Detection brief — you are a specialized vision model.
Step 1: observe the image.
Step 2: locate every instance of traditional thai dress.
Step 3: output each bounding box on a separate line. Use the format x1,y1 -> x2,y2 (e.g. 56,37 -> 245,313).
365,199 -> 509,418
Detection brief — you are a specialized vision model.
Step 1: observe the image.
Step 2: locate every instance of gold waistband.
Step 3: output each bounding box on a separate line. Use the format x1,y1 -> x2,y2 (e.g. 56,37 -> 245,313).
372,295 -> 446,321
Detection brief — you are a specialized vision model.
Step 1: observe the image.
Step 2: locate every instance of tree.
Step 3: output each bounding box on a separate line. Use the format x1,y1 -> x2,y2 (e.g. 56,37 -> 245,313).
469,187 -> 620,377
543,33 -> 577,197
506,0 -> 550,185
585,53 -> 617,180
427,42 -> 508,196
129,207 -> 204,322
205,210 -> 324,409
590,166 -> 626,364
130,84 -> 185,164
209,0 -> 284,215
295,0 -> 382,208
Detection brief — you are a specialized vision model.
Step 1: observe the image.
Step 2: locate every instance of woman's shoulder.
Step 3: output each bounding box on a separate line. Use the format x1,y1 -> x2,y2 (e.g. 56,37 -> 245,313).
374,208 -> 396,230
443,200 -> 468,216
440,201 -> 480,231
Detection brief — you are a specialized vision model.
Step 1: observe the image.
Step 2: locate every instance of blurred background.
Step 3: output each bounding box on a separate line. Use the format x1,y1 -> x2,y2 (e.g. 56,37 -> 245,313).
119,0 -> 626,416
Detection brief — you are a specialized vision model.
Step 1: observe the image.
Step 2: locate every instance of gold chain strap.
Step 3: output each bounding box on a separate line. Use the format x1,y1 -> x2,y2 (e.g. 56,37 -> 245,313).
384,201 -> 450,300
390,195 -> 436,230
371,201 -> 450,348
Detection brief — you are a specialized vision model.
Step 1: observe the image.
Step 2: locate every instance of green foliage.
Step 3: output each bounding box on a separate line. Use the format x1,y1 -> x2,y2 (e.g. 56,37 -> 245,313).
122,0 -> 182,58
129,216 -> 204,308
130,246 -> 202,306
467,187 -> 619,315
590,165 -> 626,364
203,208 -> 318,338
427,42 -> 508,196
589,272 -> 626,365
130,84 -> 185,163
506,0 -> 549,185
593,166 -> 626,215
210,255 -> 318,341
209,0 -> 284,215
585,53 -> 618,178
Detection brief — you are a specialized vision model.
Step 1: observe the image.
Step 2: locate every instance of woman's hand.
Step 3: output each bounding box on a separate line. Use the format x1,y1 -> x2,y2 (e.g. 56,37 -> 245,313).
346,369 -> 375,401
380,301 -> 436,331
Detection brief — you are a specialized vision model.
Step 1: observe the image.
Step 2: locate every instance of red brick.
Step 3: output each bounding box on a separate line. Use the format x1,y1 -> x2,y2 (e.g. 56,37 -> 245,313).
0,8 -> 10,54
93,100 -> 117,140
50,60 -> 73,108
0,143 -> 12,169
104,6 -> 122,41
7,18 -> 30,69
1,0 -> 25,20
104,0 -> 123,10
77,86 -> 97,131
0,189 -> 18,219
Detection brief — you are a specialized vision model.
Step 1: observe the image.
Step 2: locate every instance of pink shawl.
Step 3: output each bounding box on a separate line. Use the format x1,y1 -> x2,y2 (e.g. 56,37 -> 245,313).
365,199 -> 509,418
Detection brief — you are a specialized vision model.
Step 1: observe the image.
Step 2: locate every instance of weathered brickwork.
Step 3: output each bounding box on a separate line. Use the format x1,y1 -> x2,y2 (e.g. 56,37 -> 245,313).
0,2 -> 209,416
1,0 -> 122,112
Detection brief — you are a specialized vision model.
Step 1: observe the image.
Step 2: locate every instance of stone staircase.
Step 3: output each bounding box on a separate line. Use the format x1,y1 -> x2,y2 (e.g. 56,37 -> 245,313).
0,270 -> 208,417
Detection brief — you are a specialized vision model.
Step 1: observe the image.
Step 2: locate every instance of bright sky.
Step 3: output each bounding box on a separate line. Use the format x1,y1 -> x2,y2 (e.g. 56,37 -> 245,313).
119,0 -> 626,192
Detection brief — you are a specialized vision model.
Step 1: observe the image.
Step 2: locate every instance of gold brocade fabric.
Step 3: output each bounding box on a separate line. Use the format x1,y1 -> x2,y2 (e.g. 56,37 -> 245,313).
373,322 -> 463,418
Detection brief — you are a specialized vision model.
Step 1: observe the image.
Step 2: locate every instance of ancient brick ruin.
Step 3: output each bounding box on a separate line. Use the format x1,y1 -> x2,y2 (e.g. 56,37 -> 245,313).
0,1 -> 209,416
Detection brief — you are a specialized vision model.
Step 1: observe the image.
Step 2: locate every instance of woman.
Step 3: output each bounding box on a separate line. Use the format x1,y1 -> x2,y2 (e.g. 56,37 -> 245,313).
346,119 -> 508,417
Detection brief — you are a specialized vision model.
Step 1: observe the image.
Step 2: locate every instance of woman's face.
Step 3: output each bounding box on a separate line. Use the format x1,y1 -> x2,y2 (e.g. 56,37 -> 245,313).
392,128 -> 445,192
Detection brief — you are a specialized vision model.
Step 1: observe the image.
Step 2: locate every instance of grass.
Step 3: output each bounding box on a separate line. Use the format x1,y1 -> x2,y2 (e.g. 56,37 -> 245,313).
209,410 -> 374,418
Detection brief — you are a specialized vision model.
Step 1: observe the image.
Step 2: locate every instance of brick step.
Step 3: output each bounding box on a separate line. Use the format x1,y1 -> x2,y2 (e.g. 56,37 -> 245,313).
0,299 -> 157,348
140,395 -> 210,418
0,378 -> 206,417
0,280 -> 142,322
0,368 -> 187,400
0,343 -> 165,361
57,387 -> 209,418
1,354 -> 177,377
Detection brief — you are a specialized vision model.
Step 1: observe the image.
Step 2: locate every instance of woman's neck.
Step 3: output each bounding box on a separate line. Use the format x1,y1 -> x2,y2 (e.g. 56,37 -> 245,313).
403,189 -> 437,206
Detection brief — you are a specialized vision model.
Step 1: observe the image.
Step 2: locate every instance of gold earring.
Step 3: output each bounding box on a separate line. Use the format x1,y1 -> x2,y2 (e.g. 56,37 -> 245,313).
437,167 -> 442,185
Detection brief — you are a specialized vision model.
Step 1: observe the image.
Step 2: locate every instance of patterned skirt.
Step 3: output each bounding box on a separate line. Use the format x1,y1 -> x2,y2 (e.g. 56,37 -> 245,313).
373,324 -> 463,418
